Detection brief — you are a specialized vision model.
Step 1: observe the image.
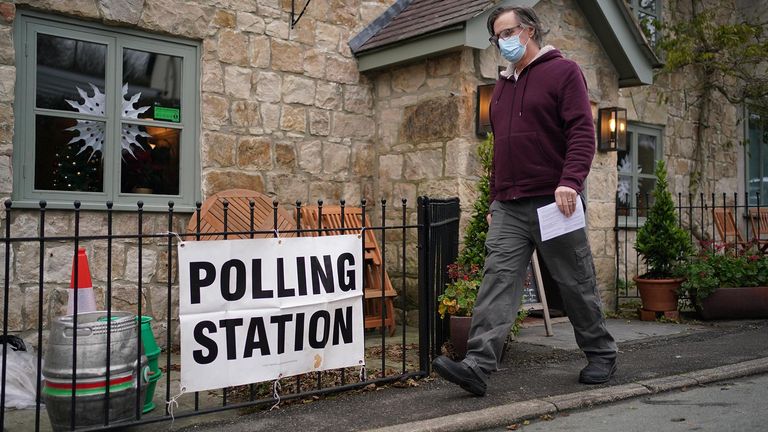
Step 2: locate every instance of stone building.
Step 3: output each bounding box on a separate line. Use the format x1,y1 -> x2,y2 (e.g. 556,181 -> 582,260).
0,0 -> 761,344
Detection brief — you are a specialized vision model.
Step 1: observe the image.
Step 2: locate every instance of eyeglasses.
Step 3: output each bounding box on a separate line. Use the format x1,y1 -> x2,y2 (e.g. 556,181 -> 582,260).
489,25 -> 525,46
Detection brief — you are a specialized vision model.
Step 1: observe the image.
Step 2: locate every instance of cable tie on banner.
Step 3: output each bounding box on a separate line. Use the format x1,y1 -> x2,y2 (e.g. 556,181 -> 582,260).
359,361 -> 367,382
158,231 -> 185,246
166,385 -> 186,426
270,374 -> 283,411
274,229 -> 282,241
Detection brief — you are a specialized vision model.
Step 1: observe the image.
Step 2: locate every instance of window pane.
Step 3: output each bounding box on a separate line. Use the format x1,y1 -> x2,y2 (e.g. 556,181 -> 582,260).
34,115 -> 104,192
123,48 -> 182,123
36,33 -> 107,113
617,174 -> 633,215
637,133 -> 657,175
637,177 -> 656,218
120,124 -> 180,195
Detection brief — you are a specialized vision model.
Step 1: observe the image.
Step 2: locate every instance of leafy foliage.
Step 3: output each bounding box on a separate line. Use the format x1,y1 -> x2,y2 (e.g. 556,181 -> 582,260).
635,160 -> 693,278
438,134 -> 492,319
677,241 -> 768,304
658,8 -> 768,108
437,263 -> 480,319
457,133 -> 493,268
438,133 -> 528,335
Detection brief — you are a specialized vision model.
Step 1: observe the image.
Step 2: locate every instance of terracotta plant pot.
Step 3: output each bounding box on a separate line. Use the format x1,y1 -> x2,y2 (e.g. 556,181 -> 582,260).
699,286 -> 768,320
634,276 -> 683,311
449,315 -> 472,360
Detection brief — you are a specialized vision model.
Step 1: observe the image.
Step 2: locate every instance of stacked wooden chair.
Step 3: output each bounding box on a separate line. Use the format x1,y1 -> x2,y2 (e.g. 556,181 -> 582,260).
749,208 -> 768,252
186,189 -> 297,240
713,208 -> 749,250
299,205 -> 398,336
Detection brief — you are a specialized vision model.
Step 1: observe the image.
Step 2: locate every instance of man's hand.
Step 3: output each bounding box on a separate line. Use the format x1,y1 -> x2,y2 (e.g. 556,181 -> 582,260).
555,186 -> 578,217
486,213 -> 492,225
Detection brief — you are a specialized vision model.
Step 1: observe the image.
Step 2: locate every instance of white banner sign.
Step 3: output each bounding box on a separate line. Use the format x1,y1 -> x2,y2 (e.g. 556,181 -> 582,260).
177,235 -> 364,392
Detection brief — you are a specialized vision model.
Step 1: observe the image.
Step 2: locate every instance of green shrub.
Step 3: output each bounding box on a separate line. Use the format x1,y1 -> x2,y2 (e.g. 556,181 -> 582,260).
457,133 -> 493,268
635,160 -> 692,278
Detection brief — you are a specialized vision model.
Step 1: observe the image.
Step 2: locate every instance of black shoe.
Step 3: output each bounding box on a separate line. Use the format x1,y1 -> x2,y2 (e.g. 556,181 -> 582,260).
432,355 -> 487,396
579,358 -> 617,384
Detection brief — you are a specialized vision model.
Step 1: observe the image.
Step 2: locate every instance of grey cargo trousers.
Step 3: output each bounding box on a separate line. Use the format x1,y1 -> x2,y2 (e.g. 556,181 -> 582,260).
462,196 -> 617,380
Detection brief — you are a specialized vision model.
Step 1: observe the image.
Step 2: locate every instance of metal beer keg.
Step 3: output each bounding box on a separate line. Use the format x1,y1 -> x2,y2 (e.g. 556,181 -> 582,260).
43,311 -> 148,430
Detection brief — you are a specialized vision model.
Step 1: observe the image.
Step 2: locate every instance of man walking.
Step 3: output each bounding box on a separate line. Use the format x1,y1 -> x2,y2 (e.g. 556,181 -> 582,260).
432,6 -> 617,397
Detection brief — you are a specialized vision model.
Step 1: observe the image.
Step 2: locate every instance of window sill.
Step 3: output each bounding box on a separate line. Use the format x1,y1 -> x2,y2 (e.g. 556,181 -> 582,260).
6,198 -> 196,213
615,216 -> 647,229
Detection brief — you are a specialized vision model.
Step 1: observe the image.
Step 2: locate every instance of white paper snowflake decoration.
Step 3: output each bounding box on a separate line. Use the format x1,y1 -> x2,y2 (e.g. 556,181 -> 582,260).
617,155 -> 640,205
65,83 -> 151,160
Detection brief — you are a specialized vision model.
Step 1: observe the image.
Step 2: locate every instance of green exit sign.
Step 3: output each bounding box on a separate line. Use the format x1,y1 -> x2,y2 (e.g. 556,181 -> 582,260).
154,106 -> 180,122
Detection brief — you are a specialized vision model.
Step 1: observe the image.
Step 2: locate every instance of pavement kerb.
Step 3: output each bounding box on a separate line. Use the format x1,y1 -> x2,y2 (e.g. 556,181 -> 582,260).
364,357 -> 768,432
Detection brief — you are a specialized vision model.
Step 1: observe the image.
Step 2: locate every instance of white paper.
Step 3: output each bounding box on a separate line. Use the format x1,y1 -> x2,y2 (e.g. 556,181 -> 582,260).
178,235 -> 364,392
537,196 -> 586,241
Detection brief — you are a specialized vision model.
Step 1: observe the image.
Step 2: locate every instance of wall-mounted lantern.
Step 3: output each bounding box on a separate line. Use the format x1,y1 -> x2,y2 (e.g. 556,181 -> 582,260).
476,84 -> 495,137
597,107 -> 627,152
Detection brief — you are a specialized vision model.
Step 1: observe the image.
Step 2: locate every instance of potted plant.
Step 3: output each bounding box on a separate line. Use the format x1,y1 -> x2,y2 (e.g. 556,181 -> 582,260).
634,160 -> 693,313
438,263 -> 480,359
676,241 -> 768,319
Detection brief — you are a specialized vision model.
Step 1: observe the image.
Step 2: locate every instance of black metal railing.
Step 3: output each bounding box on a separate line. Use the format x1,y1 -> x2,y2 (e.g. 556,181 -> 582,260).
416,197 -> 461,365
0,196 -> 460,431
615,192 -> 766,304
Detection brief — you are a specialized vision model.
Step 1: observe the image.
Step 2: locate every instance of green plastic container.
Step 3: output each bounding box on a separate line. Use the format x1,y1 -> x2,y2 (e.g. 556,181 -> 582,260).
138,316 -> 162,413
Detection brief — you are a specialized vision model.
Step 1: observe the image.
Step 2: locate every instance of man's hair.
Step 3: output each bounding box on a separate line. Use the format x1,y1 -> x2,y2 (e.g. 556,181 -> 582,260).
486,6 -> 546,47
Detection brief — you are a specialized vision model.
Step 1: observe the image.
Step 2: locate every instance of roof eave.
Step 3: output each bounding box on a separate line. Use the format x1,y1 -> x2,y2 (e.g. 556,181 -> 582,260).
576,0 -> 660,88
353,0 -> 534,72
356,26 -> 467,72
349,0 -> 414,54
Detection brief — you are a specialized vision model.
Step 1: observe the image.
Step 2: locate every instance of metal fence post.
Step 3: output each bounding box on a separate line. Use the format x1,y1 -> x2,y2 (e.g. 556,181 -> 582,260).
417,196 -> 431,373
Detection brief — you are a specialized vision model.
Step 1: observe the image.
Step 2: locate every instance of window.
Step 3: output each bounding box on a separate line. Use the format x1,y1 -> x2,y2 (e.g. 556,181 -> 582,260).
746,111 -> 768,206
13,12 -> 200,211
625,0 -> 661,46
617,123 -> 663,222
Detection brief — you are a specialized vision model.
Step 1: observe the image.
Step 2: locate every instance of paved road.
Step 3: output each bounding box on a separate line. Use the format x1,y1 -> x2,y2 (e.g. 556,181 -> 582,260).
484,373 -> 768,432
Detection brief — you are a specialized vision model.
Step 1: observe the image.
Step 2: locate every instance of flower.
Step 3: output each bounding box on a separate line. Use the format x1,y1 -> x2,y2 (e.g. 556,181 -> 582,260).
438,263 -> 481,319
676,241 -> 768,304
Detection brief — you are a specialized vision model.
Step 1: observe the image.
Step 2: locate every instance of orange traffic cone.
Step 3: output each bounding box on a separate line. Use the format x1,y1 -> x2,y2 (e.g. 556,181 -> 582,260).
68,248 -> 97,315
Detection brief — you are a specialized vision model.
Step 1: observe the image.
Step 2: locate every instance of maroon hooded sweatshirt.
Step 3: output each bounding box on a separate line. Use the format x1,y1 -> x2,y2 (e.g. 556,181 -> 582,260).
488,48 -> 595,203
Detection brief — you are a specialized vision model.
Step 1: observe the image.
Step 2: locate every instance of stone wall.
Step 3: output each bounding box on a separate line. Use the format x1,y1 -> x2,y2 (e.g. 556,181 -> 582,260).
0,0 -> 395,348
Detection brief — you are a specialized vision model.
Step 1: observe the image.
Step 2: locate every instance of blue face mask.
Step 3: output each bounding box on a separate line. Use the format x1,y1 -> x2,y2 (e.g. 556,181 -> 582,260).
499,34 -> 527,64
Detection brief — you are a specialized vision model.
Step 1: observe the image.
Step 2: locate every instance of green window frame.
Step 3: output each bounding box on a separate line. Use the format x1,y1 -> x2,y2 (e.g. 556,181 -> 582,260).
617,122 -> 664,226
12,12 -> 201,212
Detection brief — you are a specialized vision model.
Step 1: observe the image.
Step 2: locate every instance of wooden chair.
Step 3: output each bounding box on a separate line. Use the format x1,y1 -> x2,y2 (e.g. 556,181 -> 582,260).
748,208 -> 768,252
713,208 -> 749,249
299,206 -> 382,264
186,189 -> 297,240
299,205 -> 397,336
